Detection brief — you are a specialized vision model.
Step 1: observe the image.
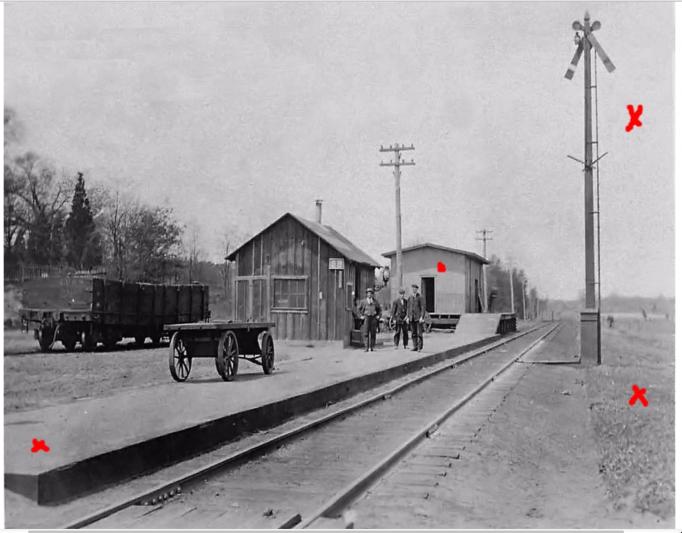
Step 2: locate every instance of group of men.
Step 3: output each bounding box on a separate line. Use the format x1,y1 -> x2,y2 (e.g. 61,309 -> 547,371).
357,284 -> 426,352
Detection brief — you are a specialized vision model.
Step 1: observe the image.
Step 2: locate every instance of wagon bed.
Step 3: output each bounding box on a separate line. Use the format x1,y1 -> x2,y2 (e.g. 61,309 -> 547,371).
163,321 -> 276,382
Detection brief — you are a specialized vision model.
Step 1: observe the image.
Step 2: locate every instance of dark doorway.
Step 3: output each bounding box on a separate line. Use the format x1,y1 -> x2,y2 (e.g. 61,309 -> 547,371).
475,279 -> 482,312
421,277 -> 435,313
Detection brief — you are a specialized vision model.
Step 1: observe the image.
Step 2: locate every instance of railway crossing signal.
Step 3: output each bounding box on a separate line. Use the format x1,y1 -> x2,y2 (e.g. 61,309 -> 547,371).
564,11 -> 615,365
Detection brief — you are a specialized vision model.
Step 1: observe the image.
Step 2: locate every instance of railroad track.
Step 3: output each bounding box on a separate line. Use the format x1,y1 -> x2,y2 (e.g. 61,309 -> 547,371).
62,321 -> 560,529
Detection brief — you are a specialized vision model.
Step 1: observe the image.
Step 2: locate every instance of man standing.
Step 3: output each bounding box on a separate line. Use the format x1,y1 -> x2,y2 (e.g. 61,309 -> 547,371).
391,288 -> 409,349
407,283 -> 426,352
358,287 -> 381,352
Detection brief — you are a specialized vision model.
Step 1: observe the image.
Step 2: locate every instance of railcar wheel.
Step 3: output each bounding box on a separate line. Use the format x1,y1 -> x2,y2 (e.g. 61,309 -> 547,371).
216,331 -> 239,381
37,327 -> 53,352
81,331 -> 96,351
62,335 -> 77,352
169,332 -> 192,382
261,332 -> 275,375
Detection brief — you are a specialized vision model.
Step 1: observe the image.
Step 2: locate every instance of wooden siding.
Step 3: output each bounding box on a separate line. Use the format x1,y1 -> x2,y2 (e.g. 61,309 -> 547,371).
386,247 -> 485,314
231,214 -> 374,341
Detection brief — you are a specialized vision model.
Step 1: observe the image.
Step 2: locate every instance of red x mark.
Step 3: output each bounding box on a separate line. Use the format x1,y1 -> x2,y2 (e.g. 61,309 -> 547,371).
625,104 -> 643,132
628,384 -> 648,407
31,438 -> 50,453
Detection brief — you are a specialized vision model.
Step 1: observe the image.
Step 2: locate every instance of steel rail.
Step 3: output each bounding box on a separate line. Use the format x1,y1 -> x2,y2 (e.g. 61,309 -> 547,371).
295,322 -> 561,529
62,322 -> 552,529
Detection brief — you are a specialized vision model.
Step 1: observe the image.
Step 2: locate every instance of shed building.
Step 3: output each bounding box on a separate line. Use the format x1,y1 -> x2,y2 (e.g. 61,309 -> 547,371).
226,213 -> 380,342
382,243 -> 489,318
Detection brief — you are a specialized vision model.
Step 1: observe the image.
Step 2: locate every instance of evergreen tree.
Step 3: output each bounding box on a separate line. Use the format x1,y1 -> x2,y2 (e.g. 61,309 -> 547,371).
65,173 -> 102,269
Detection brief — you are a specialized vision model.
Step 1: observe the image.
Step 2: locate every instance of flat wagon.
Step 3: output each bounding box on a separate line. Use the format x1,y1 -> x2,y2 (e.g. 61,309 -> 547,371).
163,321 -> 275,382
19,277 -> 209,352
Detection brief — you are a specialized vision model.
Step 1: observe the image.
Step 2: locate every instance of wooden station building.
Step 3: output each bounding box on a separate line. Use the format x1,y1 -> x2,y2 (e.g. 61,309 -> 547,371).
382,243 -> 489,322
226,212 -> 380,342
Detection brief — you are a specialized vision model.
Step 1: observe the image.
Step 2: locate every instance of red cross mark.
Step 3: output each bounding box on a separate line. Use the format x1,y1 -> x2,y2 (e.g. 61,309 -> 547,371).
31,438 -> 50,453
628,385 -> 648,407
625,104 -> 643,132
437,261 -> 447,273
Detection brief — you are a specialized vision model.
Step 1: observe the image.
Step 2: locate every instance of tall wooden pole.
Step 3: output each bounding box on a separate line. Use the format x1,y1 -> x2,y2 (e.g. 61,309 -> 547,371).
380,144 -> 415,295
394,164 -> 403,290
508,261 -> 515,314
583,11 -> 597,310
476,229 -> 493,312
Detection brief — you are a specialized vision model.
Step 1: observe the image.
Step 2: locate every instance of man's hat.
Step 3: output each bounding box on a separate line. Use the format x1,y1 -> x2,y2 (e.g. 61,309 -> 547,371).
411,283 -> 419,289
398,288 -> 405,294
366,287 -> 375,293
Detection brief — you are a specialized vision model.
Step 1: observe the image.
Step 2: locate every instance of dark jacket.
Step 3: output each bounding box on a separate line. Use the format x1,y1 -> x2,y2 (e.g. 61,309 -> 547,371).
407,293 -> 426,321
358,298 -> 382,319
391,296 -> 408,321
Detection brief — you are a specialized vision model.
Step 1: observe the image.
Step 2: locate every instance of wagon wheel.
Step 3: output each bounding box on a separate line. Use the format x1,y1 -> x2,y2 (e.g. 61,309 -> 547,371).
169,332 -> 192,382
261,332 -> 275,375
37,326 -> 53,353
216,331 -> 239,382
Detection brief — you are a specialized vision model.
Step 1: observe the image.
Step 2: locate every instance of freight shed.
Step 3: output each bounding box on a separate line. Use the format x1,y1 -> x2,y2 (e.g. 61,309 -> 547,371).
382,243 -> 488,325
226,213 -> 380,343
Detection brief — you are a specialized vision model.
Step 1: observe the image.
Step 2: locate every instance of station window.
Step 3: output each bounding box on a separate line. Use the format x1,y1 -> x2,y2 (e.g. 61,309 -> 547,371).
273,277 -> 307,310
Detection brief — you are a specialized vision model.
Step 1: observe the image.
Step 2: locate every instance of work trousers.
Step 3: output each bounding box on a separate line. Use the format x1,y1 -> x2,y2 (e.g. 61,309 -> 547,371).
410,320 -> 423,350
361,316 -> 377,349
393,319 -> 408,347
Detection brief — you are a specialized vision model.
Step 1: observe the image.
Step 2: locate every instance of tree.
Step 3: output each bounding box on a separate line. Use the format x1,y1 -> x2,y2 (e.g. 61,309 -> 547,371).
126,205 -> 183,282
8,152 -> 70,265
65,172 -> 103,269
186,221 -> 202,283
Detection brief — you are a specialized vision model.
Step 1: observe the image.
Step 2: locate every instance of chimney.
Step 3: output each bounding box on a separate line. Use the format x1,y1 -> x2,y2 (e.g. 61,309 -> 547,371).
315,199 -> 323,224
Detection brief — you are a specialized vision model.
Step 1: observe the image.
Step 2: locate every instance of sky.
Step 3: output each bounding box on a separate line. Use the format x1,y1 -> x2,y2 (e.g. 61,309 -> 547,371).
4,2 -> 674,300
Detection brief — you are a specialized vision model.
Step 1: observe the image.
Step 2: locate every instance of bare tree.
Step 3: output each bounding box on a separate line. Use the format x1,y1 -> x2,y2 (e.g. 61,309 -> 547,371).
6,152 -> 71,265
186,221 -> 202,283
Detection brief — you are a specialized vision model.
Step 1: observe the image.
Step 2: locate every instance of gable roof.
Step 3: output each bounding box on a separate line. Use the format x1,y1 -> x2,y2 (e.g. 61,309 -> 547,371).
382,242 -> 489,265
226,212 -> 381,267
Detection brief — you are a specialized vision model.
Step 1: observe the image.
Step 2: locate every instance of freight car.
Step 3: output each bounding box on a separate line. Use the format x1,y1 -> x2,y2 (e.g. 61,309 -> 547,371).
19,277 -> 209,352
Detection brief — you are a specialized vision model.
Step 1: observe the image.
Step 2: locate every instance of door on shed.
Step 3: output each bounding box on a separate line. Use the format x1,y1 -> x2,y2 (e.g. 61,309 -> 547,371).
421,277 -> 435,313
235,278 -> 270,322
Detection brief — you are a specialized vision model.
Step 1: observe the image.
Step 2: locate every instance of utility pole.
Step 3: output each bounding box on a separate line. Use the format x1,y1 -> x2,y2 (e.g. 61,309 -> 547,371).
380,143 -> 415,294
476,229 -> 493,312
522,279 -> 527,320
508,259 -> 515,314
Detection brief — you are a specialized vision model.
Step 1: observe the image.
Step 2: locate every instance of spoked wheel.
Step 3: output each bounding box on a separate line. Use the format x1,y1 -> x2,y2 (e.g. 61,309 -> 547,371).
216,331 -> 239,382
169,332 -> 192,382
261,332 -> 275,375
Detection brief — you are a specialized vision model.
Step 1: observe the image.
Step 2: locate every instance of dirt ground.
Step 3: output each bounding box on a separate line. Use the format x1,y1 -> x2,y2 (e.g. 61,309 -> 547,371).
586,317 -> 674,524
352,318 -> 673,528
4,328 -> 369,412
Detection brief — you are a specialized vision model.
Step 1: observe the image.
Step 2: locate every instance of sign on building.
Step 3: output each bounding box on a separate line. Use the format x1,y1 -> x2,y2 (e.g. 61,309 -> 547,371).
328,258 -> 344,270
